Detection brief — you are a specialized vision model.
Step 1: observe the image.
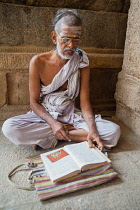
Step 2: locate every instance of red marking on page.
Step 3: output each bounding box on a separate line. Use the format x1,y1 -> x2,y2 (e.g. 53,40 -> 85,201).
47,149 -> 69,162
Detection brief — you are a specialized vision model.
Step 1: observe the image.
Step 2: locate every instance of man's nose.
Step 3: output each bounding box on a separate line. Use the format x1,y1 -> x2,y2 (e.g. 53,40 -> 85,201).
67,40 -> 75,48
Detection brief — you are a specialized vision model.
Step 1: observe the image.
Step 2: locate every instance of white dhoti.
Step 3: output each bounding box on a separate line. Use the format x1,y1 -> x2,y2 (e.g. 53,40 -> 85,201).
2,111 -> 120,149
2,49 -> 121,149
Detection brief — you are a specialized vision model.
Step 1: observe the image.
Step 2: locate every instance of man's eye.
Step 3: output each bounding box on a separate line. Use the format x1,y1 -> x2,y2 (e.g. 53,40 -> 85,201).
62,38 -> 70,43
74,39 -> 79,44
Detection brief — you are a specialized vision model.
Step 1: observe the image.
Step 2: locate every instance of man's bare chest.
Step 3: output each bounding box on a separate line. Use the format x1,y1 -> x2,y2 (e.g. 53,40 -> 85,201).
40,64 -> 68,91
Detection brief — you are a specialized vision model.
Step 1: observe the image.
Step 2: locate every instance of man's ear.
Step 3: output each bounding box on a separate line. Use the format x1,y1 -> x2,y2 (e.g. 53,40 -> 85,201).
51,31 -> 57,44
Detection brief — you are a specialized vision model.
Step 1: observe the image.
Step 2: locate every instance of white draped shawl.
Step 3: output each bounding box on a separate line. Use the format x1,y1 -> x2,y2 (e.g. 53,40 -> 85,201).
40,49 -> 89,119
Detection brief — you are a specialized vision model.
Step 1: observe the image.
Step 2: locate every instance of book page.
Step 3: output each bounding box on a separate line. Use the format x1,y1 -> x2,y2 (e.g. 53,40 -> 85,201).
40,147 -> 80,182
64,142 -> 111,170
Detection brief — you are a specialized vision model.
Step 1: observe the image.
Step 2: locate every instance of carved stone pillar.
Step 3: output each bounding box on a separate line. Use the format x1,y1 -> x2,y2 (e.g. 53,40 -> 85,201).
115,1 -> 140,136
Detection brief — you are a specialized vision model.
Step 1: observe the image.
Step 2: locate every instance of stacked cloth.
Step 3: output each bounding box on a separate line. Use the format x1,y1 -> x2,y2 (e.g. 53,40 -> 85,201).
28,156 -> 118,200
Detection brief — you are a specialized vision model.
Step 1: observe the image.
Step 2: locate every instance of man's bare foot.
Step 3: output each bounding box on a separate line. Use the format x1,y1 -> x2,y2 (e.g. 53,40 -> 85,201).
32,144 -> 38,150
65,124 -> 75,131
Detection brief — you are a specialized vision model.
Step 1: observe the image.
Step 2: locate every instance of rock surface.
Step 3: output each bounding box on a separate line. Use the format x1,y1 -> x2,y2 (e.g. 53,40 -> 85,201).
115,1 -> 140,137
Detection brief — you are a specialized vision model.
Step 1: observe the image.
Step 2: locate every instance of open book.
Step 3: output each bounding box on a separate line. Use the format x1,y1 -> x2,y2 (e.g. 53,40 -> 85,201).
40,141 -> 111,182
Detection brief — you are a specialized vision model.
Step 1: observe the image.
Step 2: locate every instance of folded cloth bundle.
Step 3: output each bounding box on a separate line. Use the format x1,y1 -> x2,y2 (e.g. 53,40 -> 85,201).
29,156 -> 118,201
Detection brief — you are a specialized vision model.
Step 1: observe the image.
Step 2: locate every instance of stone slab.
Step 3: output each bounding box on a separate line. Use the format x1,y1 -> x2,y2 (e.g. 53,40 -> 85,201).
123,0 -> 130,13
122,48 -> 140,78
89,67 -> 121,110
116,13 -> 128,49
121,1 -> 140,79
6,73 -> 30,105
0,46 -> 124,54
0,51 -> 123,70
0,53 -> 34,70
0,105 -> 30,120
81,12 -> 128,49
0,46 -> 53,53
0,0 -> 130,13
115,1 -> 140,137
116,102 -> 140,137
0,3 -> 128,49
115,73 -> 140,113
89,53 -> 123,69
0,72 -> 7,106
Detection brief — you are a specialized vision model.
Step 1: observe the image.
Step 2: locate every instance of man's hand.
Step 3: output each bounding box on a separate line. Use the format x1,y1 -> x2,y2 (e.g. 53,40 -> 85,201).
51,121 -> 71,142
87,132 -> 104,151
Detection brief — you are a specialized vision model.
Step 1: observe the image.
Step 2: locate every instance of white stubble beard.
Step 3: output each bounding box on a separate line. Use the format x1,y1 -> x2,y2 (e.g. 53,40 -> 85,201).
56,42 -> 75,60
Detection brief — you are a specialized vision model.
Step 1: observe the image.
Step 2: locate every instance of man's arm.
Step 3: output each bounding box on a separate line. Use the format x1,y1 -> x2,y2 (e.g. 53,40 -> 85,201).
79,66 -> 104,151
29,56 -> 71,141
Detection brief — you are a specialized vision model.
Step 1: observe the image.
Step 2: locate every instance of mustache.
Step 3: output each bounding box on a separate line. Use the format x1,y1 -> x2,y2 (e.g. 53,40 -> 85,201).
63,48 -> 75,52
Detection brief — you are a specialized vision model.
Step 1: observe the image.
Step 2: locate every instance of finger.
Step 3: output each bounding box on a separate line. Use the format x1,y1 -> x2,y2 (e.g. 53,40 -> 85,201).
87,137 -> 95,148
61,130 -> 71,141
92,137 -> 104,151
56,133 -> 64,140
97,142 -> 104,151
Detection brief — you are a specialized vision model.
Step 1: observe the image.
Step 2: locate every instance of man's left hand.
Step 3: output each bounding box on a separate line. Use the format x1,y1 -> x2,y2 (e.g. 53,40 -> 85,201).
87,132 -> 104,151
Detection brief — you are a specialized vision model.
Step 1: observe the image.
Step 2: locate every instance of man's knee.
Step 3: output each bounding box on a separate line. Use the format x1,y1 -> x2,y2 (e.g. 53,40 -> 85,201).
100,121 -> 121,148
2,118 -> 14,138
2,118 -> 23,145
109,123 -> 121,147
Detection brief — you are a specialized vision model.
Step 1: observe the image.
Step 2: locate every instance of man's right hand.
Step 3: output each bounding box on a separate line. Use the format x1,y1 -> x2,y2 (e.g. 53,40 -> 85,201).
51,121 -> 71,142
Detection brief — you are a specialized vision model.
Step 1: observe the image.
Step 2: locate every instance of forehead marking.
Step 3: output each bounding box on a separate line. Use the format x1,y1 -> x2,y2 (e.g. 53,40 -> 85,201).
60,24 -> 81,35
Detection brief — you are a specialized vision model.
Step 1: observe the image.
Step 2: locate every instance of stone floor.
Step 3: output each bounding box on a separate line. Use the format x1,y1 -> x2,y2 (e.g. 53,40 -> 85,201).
0,118 -> 140,210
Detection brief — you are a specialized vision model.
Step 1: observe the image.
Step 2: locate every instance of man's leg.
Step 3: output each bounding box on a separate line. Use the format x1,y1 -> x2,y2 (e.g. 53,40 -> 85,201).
2,112 -> 57,149
67,128 -> 88,142
70,113 -> 121,149
95,115 -> 121,148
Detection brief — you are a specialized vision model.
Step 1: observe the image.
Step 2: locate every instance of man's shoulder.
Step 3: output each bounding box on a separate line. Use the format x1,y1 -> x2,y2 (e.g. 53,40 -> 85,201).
30,50 -> 55,65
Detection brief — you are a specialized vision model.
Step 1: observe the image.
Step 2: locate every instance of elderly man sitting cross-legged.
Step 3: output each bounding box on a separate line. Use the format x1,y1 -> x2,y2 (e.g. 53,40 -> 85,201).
2,9 -> 121,151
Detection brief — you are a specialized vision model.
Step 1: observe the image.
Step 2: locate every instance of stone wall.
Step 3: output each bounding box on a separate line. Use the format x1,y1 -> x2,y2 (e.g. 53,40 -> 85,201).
115,1 -> 140,136
0,0 -> 130,12
0,3 -> 128,48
